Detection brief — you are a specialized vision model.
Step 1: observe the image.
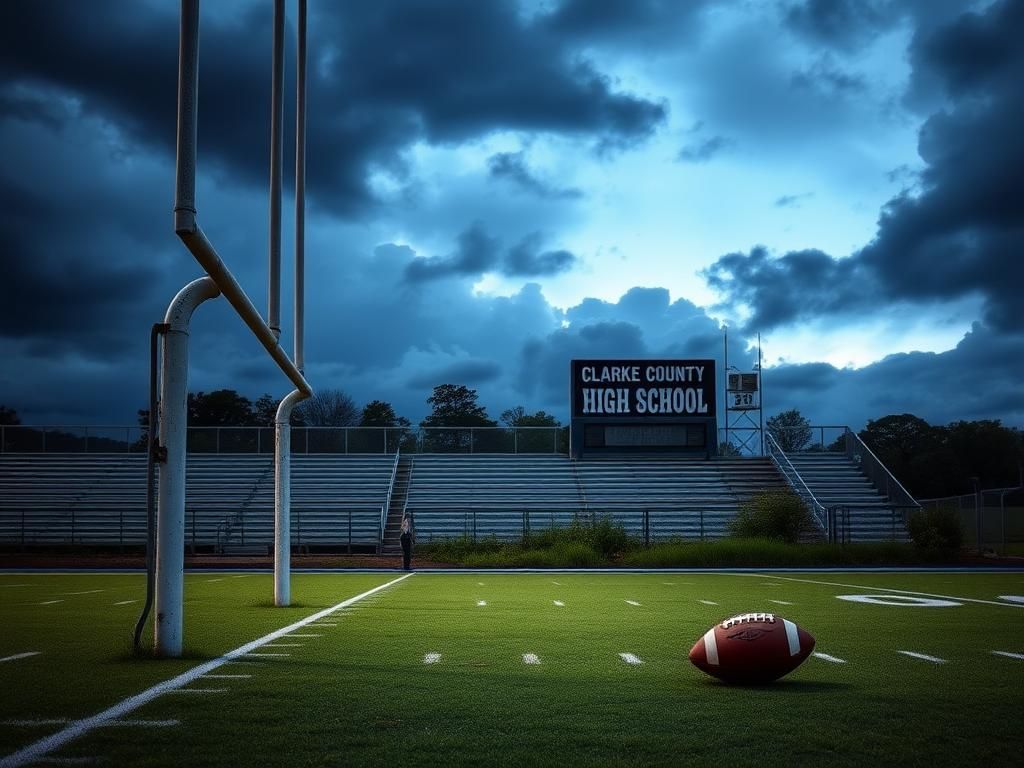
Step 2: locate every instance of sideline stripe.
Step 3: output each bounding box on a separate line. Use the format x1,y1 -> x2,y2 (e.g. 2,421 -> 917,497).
898,651 -> 946,664
746,574 -> 1024,608
0,573 -> 413,768
991,651 -> 1024,661
813,652 -> 847,664
619,653 -> 643,665
0,652 -> 41,664
423,653 -> 441,665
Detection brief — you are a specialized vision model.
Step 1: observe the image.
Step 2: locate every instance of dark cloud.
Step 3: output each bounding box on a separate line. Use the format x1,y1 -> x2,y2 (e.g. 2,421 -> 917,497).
783,0 -> 893,51
404,226 -> 578,283
676,135 -> 732,163
790,57 -> 867,95
774,192 -> 814,208
0,0 -> 665,215
406,360 -> 502,390
540,0 -> 714,47
487,152 -> 582,200
705,0 -> 1024,333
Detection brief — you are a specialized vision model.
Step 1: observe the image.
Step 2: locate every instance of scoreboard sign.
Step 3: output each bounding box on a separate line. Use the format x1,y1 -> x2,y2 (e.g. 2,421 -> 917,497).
570,359 -> 717,458
571,360 -> 716,418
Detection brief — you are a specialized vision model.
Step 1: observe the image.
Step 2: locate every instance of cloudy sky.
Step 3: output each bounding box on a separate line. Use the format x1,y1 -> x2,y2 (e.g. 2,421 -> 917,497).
1,0 -> 1021,430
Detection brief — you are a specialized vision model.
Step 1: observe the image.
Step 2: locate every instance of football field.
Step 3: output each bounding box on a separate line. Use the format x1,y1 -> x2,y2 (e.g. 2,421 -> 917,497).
1,570 -> 1022,767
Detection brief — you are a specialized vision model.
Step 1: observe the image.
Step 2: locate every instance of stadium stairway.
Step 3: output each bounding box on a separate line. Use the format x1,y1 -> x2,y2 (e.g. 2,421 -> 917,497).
783,452 -> 912,541
380,455 -> 412,555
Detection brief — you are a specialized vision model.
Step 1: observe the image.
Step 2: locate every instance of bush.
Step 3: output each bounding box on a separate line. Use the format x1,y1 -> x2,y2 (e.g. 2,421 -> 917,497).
907,506 -> 963,554
729,489 -> 814,543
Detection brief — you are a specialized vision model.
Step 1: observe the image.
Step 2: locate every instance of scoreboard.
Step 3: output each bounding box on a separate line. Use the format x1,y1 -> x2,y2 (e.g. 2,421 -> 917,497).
569,359 -> 718,458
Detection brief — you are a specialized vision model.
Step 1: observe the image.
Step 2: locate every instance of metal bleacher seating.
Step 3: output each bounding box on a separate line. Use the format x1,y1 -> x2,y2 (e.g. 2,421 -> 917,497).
0,453 -> 396,552
405,455 -> 787,543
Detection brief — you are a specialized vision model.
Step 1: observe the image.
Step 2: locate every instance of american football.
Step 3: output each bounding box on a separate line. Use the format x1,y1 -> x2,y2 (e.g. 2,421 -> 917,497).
689,612 -> 815,684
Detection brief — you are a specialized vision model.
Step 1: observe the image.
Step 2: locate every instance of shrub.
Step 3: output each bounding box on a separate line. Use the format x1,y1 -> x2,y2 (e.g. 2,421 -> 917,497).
729,489 -> 814,543
907,506 -> 963,554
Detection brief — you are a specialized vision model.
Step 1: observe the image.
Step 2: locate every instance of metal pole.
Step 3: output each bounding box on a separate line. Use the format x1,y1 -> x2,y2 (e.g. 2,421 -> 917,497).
155,277 -> 220,657
758,332 -> 764,456
295,0 -> 307,373
267,0 -> 284,339
275,389 -> 307,607
723,326 -> 728,451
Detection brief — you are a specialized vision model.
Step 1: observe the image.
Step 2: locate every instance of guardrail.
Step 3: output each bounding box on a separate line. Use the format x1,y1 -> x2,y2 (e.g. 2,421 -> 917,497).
843,428 -> 920,511
0,425 -> 571,455
380,451 -> 401,552
763,430 -> 829,531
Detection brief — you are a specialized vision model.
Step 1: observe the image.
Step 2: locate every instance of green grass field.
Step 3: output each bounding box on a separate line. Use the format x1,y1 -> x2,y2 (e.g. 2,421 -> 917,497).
2,570 -> 1023,767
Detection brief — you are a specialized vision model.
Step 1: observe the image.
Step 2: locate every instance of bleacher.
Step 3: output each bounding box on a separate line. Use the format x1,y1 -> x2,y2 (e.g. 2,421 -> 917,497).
405,455 -> 787,542
0,453 -> 396,552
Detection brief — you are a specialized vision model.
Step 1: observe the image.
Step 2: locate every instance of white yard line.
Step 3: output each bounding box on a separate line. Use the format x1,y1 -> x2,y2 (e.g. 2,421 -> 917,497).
263,643 -> 302,648
770,600 -> 794,605
698,600 -> 718,605
243,653 -> 291,658
0,573 -> 413,768
0,652 -> 41,664
0,721 -> 176,729
37,600 -> 63,606
813,652 -> 847,664
283,634 -> 321,638
522,653 -> 541,665
746,574 -> 1024,609
898,651 -> 947,664
553,600 -> 564,607
59,590 -> 104,596
201,675 -> 251,679
423,653 -> 442,665
0,585 -> 31,588
164,688 -> 228,694
113,600 -> 138,606
205,579 -> 225,583
625,600 -> 641,606
991,651 -> 1024,661
618,653 -> 644,665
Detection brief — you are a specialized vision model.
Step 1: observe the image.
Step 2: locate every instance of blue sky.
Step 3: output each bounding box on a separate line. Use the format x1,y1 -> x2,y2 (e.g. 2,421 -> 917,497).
0,0 -> 1021,430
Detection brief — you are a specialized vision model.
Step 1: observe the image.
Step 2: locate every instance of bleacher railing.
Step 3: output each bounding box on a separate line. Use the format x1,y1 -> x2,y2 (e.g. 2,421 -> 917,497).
763,430 -> 828,531
1,425 -> 570,455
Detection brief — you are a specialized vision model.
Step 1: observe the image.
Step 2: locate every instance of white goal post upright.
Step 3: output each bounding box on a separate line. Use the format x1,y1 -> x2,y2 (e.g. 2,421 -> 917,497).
154,0 -> 314,657
274,0 -> 309,608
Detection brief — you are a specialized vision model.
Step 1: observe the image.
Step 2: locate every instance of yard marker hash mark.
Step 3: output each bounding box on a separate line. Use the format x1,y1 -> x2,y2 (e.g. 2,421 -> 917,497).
553,601 -> 564,607
60,590 -> 104,595
113,600 -> 138,606
898,651 -> 946,664
625,600 -> 641,606
263,643 -> 302,648
285,634 -> 321,638
477,600 -> 487,607
699,600 -> 718,605
165,688 -> 228,694
619,653 -> 644,665
0,652 -> 41,664
424,653 -> 442,664
770,600 -> 794,605
243,653 -> 291,658
37,600 -> 62,606
523,653 -> 541,665
991,651 -> 1024,661
813,653 -> 847,664
0,572 -> 414,768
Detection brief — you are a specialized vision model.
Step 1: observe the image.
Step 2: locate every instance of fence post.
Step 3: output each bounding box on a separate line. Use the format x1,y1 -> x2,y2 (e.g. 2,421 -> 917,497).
258,428 -> 262,455
700,509 -> 704,541
514,430 -> 518,455
552,429 -> 557,454
348,510 -> 352,555
470,429 -> 474,454
345,429 -> 349,455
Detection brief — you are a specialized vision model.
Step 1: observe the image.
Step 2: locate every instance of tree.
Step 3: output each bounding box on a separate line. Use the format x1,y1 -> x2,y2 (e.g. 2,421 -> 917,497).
360,400 -> 404,427
500,406 -> 526,428
188,389 -> 256,426
421,385 -> 495,427
296,389 -> 359,427
0,406 -> 20,425
766,409 -> 811,452
421,384 -> 496,452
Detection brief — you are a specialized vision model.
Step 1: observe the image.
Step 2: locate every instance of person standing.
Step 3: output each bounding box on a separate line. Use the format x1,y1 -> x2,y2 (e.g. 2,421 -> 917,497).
399,515 -> 414,571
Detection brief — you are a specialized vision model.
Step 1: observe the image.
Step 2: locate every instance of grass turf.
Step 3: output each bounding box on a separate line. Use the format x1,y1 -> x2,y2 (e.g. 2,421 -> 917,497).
2,571 -> 1023,766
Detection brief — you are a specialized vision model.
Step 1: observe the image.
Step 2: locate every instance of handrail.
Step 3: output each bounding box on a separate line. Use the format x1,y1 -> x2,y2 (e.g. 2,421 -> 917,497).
844,428 -> 920,509
763,430 -> 828,530
380,449 -> 400,550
